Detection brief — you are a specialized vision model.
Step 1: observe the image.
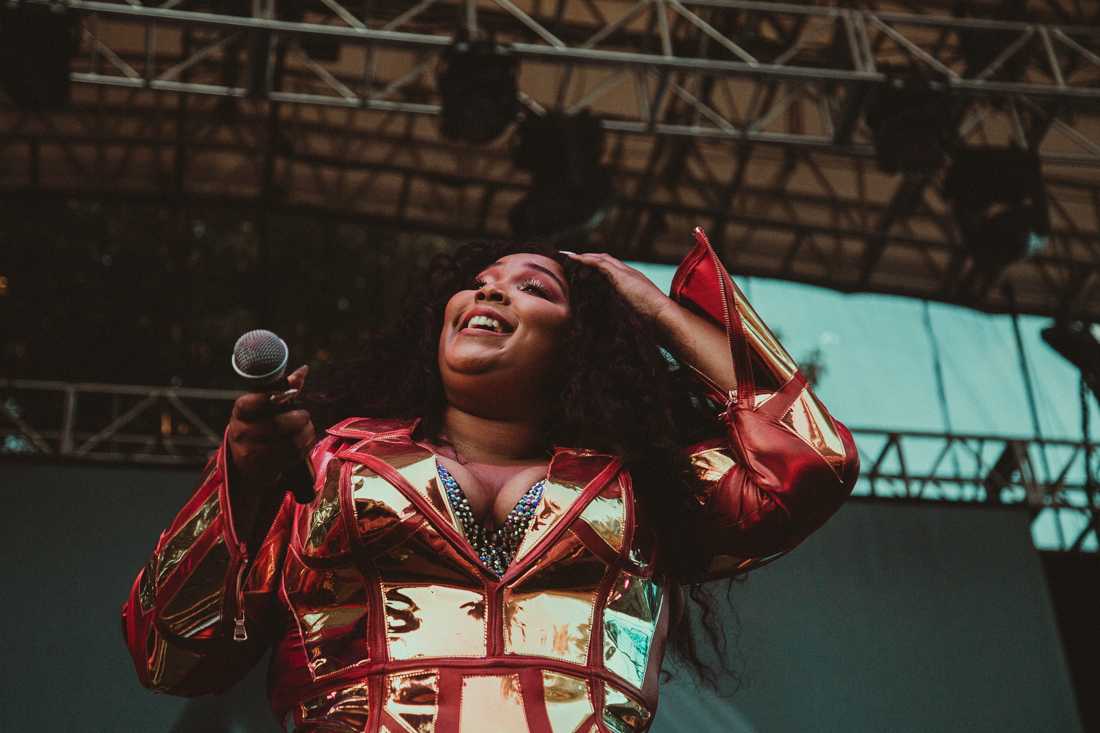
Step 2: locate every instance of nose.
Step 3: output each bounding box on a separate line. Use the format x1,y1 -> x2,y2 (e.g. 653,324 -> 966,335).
476,283 -> 508,304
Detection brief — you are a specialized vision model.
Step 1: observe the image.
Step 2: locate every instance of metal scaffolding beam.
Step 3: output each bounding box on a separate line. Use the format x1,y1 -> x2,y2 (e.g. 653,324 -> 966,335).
2,0 -> 1100,320
2,377 -> 1097,553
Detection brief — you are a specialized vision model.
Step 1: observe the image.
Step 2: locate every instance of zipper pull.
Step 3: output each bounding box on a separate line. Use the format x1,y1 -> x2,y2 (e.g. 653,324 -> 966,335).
233,612 -> 248,642
233,542 -> 250,642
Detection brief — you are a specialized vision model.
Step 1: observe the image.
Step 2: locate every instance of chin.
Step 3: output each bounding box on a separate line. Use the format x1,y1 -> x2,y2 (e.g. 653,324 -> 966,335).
440,349 -> 502,377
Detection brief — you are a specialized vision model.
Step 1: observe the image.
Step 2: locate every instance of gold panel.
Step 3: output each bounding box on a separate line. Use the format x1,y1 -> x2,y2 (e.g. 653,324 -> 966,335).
578,484 -> 626,552
513,451 -> 613,564
459,674 -> 527,732
383,584 -> 487,660
298,681 -> 371,732
161,536 -> 229,639
779,386 -> 848,471
505,538 -> 604,665
603,573 -> 663,690
513,478 -> 586,562
302,459 -> 348,558
602,684 -> 652,733
352,462 -> 418,541
374,524 -> 480,586
138,555 -> 157,613
687,447 -> 737,485
283,551 -> 371,679
542,671 -> 593,733
148,633 -> 202,692
385,671 -> 439,733
732,278 -> 799,384
157,490 -> 219,586
364,442 -> 461,534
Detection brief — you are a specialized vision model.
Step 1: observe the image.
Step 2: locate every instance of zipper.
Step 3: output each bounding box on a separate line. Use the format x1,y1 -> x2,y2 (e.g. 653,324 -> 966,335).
233,542 -> 250,642
707,240 -> 735,356
697,227 -> 750,411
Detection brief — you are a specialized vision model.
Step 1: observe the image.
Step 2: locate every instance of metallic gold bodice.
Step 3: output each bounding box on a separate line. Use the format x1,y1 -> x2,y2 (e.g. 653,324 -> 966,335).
270,417 -> 662,732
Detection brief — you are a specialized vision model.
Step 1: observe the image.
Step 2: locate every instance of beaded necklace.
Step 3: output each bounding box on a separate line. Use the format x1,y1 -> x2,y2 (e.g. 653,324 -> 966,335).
435,461 -> 545,577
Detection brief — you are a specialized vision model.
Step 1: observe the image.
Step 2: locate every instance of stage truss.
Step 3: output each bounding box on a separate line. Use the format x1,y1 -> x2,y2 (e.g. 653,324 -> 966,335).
2,0 -> 1100,320
1,378 -> 1097,553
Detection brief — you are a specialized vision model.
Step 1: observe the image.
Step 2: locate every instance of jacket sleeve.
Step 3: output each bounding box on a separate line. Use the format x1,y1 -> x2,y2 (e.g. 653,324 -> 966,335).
120,432 -> 332,696
671,227 -> 860,580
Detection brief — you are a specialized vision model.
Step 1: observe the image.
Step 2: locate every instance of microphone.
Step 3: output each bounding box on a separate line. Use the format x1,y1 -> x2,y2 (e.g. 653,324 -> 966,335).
231,329 -> 316,504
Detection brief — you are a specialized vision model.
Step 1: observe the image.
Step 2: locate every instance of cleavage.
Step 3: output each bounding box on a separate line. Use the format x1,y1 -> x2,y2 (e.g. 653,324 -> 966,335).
434,455 -> 548,527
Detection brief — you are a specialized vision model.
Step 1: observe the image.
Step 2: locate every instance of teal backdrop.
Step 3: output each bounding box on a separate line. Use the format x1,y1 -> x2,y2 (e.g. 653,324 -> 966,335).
0,461 -> 1081,732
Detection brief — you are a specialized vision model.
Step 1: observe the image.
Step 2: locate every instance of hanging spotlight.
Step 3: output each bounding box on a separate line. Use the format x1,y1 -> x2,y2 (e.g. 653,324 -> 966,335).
437,36 -> 519,145
1041,322 -> 1100,399
509,110 -> 613,242
864,72 -> 952,174
943,147 -> 1049,273
0,2 -> 80,110
954,0 -> 1030,80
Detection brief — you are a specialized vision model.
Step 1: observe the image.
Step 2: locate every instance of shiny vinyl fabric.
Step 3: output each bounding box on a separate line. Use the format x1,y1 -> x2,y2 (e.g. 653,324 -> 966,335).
122,228 -> 861,730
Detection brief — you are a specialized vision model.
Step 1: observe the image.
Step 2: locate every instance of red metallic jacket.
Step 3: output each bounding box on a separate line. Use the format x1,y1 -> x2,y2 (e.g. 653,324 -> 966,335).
122,228 -> 859,732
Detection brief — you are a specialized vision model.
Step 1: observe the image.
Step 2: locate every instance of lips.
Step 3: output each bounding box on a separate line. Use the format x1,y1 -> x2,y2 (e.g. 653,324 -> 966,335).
459,307 -> 515,335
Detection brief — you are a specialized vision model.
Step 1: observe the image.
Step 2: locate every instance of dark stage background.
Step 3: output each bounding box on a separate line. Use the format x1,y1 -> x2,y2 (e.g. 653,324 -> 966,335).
0,461 -> 1082,733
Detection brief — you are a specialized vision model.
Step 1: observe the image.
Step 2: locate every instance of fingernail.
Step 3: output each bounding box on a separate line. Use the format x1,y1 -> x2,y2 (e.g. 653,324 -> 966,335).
559,250 -> 577,257
269,388 -> 300,405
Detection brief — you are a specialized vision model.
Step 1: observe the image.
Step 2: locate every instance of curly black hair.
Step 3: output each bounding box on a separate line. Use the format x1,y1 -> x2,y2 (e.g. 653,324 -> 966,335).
305,240 -> 741,688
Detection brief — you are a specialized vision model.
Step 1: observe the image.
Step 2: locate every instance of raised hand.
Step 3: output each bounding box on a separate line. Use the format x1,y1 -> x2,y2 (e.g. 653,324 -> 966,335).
565,250 -> 738,393
227,365 -> 316,489
563,251 -> 675,325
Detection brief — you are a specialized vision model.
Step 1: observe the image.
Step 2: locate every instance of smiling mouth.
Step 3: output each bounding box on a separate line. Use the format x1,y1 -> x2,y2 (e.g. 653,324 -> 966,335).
460,314 -> 513,335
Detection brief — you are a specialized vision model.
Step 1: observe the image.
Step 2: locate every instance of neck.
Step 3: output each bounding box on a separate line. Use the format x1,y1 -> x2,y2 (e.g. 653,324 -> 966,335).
439,404 -> 547,464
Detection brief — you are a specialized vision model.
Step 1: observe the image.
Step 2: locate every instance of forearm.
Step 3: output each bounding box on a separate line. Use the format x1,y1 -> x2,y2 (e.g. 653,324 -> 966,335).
226,452 -> 287,557
122,448 -> 272,694
654,299 -> 739,394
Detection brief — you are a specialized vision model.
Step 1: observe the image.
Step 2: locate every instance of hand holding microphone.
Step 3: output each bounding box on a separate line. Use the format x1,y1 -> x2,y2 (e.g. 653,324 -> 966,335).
227,330 -> 317,505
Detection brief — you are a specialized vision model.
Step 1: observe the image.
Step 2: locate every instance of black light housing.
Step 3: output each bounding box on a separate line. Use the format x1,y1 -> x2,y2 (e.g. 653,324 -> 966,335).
0,2 -> 80,110
1042,321 -> 1100,399
943,147 -> 1050,272
864,73 -> 953,174
437,38 -> 519,145
509,110 -> 613,242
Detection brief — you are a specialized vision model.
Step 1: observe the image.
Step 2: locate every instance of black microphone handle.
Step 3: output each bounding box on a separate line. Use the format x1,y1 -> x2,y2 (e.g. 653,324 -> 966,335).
250,378 -> 317,505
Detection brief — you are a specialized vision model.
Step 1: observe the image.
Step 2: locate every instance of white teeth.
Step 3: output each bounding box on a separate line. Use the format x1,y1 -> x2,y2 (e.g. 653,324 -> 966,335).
467,315 -> 504,332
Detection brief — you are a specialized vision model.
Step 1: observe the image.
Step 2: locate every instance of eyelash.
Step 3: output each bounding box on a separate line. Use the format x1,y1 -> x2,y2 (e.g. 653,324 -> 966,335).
520,279 -> 550,296
471,277 -> 551,297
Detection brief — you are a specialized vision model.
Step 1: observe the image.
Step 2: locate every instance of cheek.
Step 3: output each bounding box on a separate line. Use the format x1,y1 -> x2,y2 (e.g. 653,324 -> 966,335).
526,307 -> 571,350
443,293 -> 465,323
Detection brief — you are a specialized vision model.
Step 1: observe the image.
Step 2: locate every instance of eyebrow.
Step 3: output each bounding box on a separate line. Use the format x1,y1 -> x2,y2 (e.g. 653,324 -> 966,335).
488,260 -> 568,294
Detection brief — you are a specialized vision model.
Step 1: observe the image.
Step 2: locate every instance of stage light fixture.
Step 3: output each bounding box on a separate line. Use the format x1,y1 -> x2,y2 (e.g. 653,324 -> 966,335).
954,0 -> 1030,80
864,73 -> 952,174
437,37 -> 518,145
1042,322 -> 1100,400
508,110 -> 613,242
943,147 -> 1050,273
0,2 -> 80,110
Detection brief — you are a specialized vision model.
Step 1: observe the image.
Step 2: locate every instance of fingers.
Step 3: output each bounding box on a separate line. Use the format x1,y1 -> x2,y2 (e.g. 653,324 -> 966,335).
272,409 -> 311,435
292,422 -> 317,454
287,364 -> 309,390
233,392 -> 274,422
233,364 -> 309,421
566,251 -> 633,273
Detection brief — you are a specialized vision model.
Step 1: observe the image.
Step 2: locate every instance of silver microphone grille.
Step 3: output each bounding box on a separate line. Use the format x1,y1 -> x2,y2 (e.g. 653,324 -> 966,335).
231,329 -> 289,383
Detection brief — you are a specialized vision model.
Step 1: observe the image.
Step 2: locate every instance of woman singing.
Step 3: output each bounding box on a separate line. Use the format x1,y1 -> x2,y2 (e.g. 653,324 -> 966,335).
122,227 -> 859,732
